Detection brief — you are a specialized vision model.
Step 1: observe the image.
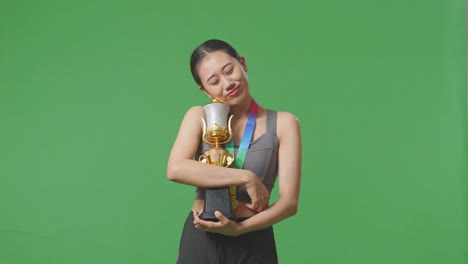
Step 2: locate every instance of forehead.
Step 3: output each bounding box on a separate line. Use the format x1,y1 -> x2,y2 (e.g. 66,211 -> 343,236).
197,51 -> 236,76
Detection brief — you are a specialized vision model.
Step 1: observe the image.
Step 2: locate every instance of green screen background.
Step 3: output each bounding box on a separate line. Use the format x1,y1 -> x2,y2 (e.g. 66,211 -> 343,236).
1,0 -> 466,263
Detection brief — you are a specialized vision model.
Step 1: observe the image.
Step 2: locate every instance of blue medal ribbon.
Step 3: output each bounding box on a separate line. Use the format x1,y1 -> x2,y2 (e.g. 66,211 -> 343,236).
225,99 -> 259,209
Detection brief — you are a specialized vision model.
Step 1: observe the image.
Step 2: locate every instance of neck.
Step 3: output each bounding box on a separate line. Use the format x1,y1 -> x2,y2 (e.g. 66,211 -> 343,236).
229,95 -> 254,118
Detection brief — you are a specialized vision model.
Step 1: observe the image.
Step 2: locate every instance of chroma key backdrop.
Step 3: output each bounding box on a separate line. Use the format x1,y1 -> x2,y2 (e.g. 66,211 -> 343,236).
0,0 -> 466,263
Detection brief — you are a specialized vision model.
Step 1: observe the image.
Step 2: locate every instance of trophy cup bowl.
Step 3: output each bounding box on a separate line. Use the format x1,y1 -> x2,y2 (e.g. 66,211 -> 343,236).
199,100 -> 236,221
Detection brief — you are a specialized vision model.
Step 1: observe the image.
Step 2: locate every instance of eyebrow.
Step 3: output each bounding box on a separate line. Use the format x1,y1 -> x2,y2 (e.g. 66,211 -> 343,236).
206,62 -> 233,83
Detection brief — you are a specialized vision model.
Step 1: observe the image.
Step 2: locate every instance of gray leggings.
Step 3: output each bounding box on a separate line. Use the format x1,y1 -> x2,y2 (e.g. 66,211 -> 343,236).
177,212 -> 278,264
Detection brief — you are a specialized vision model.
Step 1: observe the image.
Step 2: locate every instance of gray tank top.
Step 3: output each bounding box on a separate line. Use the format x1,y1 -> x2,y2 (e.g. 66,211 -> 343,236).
195,109 -> 279,203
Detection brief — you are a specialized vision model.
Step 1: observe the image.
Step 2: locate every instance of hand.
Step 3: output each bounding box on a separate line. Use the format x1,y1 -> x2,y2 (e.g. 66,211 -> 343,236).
192,210 -> 240,236
244,171 -> 270,212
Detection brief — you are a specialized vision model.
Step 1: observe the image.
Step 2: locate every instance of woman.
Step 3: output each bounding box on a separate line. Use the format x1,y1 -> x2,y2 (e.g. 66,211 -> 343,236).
167,39 -> 302,263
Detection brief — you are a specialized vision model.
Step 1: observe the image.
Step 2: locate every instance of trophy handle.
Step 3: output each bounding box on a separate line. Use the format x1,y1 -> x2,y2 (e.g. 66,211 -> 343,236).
199,155 -> 208,163
225,152 -> 235,167
201,118 -> 211,145
219,115 -> 234,145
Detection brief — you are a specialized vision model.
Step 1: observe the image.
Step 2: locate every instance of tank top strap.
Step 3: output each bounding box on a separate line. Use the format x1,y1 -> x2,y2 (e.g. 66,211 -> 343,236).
266,109 -> 277,134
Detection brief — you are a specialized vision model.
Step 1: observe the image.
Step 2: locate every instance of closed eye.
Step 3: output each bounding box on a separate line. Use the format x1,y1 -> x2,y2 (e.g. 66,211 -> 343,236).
224,67 -> 234,75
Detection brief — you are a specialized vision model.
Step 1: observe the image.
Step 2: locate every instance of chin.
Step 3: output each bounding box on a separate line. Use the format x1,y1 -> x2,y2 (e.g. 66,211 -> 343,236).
226,95 -> 243,105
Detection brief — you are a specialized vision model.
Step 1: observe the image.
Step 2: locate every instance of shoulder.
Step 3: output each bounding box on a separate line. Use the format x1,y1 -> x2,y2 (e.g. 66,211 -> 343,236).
276,111 -> 301,139
181,105 -> 205,121
177,106 -> 206,132
276,111 -> 300,126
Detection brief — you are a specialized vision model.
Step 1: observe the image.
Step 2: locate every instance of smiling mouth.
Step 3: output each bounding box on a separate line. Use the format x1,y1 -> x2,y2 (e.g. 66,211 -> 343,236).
227,87 -> 239,97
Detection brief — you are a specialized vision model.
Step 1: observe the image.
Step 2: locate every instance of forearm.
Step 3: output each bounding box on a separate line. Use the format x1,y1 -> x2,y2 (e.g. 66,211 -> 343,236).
167,159 -> 250,188
236,197 -> 298,235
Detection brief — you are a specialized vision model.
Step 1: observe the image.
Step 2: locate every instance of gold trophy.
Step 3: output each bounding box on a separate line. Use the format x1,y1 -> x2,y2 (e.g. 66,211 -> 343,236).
199,99 -> 236,221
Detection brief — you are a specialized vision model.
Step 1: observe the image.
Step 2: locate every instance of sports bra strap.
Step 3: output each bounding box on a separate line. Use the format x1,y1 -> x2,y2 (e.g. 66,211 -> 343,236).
266,110 -> 277,134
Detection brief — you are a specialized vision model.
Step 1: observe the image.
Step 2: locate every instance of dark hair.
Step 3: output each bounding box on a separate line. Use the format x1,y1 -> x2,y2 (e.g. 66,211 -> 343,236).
190,39 -> 241,86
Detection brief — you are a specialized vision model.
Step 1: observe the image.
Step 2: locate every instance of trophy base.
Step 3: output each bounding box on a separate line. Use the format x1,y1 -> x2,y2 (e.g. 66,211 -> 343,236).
201,187 -> 237,221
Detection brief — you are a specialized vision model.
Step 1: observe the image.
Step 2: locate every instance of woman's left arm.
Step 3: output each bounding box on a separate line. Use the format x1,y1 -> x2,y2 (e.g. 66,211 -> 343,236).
194,112 -> 302,236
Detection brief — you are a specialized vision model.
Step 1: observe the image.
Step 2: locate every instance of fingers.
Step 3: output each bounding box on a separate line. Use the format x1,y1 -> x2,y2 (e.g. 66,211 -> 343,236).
250,198 -> 260,210
245,196 -> 261,210
193,209 -> 200,220
258,197 -> 268,211
245,193 -> 270,212
244,202 -> 257,211
193,210 -> 203,230
246,193 -> 267,210
215,211 -> 229,224
194,211 -> 231,233
194,212 -> 213,231
245,176 -> 270,211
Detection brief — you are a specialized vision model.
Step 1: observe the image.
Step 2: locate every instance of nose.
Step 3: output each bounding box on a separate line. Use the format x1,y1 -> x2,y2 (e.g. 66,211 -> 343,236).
221,76 -> 235,91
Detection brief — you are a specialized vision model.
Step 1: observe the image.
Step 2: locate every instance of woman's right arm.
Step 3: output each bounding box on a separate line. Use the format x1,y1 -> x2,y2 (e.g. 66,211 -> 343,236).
167,106 -> 269,210
167,106 -> 256,188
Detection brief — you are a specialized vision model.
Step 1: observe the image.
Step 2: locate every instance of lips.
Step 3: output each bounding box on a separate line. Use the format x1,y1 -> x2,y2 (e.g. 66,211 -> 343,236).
227,87 -> 240,97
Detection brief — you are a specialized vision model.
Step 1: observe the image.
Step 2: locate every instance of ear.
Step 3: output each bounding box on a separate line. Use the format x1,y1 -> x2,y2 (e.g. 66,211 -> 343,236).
239,56 -> 248,72
198,85 -> 213,98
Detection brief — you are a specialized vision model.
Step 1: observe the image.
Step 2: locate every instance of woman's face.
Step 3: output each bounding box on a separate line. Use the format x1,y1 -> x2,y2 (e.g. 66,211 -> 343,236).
197,51 -> 249,105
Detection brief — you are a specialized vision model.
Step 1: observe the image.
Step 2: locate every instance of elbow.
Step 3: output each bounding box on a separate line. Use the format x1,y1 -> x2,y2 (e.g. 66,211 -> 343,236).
166,162 -> 180,182
285,201 -> 298,217
278,196 -> 299,217
289,203 -> 298,217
